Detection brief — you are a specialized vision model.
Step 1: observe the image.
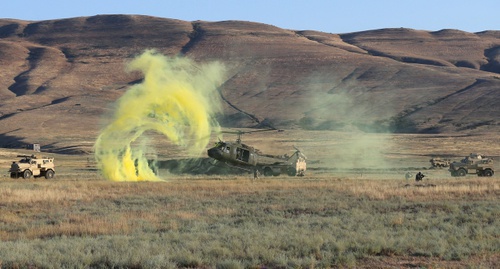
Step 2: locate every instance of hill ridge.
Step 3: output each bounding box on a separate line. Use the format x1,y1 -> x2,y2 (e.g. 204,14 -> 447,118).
0,15 -> 499,153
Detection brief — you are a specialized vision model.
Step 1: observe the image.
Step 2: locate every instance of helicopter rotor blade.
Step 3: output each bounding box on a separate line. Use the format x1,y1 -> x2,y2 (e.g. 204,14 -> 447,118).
221,128 -> 283,135
219,128 -> 284,144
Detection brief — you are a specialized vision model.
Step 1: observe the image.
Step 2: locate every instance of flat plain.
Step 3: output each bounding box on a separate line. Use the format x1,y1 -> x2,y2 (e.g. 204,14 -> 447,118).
0,130 -> 498,268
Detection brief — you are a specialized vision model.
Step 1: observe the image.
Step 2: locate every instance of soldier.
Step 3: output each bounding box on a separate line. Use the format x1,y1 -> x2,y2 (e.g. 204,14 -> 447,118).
415,172 -> 425,181
253,168 -> 260,180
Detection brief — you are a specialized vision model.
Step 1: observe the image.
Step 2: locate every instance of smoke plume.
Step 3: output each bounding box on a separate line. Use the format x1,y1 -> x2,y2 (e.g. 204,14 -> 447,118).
301,73 -> 394,170
94,50 -> 225,181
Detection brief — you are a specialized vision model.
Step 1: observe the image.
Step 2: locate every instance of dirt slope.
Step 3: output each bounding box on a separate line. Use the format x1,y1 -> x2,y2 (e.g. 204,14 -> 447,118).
0,15 -> 499,153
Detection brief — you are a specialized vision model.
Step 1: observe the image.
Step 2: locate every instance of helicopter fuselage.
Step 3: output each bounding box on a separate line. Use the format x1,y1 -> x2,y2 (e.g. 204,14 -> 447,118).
207,140 -> 306,176
207,142 -> 258,166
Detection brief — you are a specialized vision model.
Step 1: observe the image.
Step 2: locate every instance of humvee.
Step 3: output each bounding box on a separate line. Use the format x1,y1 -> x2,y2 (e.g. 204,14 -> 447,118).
448,153 -> 494,177
9,155 -> 55,179
430,157 -> 451,168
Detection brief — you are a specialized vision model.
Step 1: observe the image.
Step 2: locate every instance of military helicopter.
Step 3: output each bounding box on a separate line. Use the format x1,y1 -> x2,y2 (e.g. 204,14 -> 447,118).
207,129 -> 306,176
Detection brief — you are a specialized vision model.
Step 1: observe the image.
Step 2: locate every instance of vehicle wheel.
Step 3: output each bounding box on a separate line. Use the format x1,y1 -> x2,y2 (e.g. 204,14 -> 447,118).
45,170 -> 55,179
23,170 -> 32,179
457,169 -> 467,177
263,167 -> 273,177
287,167 -> 296,176
483,170 -> 493,177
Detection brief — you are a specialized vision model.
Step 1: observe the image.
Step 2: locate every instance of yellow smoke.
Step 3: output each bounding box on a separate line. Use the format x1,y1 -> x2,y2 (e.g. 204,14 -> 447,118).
94,50 -> 225,181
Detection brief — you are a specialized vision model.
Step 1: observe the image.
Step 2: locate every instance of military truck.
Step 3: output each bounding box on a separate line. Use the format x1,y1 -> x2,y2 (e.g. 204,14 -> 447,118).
430,157 -> 451,168
9,155 -> 55,179
448,153 -> 494,177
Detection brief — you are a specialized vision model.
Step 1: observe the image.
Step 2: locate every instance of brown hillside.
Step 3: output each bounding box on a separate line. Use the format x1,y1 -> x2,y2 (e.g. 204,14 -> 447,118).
0,15 -> 499,153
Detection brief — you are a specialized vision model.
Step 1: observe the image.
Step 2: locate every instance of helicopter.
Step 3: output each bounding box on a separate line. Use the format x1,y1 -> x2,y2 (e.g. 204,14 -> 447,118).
207,129 -> 306,176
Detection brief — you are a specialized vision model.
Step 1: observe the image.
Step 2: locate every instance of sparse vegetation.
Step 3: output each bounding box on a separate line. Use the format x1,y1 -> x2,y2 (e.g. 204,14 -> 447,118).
1,131 -> 499,268
0,176 -> 498,268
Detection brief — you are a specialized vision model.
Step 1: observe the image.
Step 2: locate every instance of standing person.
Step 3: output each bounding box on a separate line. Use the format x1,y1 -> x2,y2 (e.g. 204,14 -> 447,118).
253,168 -> 260,180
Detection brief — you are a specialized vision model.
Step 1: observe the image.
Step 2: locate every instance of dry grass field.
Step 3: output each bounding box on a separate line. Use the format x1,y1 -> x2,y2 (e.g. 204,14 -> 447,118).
0,130 -> 499,268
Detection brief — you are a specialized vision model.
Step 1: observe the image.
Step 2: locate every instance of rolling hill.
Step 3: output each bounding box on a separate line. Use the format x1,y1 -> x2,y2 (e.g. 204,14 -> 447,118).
0,15 -> 499,153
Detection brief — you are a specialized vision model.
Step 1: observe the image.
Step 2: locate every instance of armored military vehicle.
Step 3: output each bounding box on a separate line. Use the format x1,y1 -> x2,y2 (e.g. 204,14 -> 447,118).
9,155 -> 55,179
448,153 -> 494,177
430,157 -> 451,168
